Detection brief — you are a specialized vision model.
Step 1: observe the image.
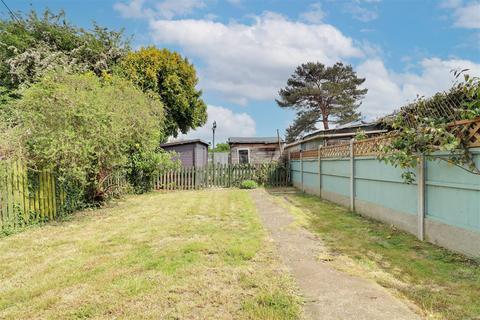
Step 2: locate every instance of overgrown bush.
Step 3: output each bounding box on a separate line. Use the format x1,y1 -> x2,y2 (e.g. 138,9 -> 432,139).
240,180 -> 258,189
254,162 -> 287,185
127,148 -> 180,193
0,9 -> 208,208
3,71 -> 176,201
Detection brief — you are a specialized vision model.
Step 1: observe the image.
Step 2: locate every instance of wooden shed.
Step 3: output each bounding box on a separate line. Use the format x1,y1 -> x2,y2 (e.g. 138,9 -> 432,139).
160,139 -> 209,168
228,137 -> 284,165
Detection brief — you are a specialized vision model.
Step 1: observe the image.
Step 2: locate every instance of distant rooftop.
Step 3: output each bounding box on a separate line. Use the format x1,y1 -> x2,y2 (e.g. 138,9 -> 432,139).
228,137 -> 283,144
285,120 -> 388,148
160,139 -> 209,147
302,120 -> 384,139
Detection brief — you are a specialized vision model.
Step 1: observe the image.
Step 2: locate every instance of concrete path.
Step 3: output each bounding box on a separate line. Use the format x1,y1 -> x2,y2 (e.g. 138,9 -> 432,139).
250,189 -> 421,320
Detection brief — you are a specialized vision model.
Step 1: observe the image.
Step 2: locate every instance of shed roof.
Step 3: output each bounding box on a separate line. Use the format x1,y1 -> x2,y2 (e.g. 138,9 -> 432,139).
285,121 -> 387,148
160,139 -> 209,148
302,120 -> 383,139
228,137 -> 283,144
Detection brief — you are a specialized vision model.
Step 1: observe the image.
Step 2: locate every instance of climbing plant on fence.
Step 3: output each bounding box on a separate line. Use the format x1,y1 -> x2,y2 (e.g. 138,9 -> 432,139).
378,73 -> 480,183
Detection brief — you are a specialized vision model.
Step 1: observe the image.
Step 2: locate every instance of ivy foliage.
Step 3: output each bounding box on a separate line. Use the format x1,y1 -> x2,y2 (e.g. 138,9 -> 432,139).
5,71 -> 177,201
118,47 -> 207,138
378,73 -> 480,183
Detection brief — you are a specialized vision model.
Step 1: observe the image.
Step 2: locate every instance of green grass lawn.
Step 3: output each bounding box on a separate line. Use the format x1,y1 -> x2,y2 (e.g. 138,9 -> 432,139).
268,190 -> 480,320
0,190 -> 303,319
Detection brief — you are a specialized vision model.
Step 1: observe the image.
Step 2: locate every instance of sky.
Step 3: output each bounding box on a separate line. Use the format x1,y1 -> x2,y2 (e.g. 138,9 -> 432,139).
5,0 -> 480,144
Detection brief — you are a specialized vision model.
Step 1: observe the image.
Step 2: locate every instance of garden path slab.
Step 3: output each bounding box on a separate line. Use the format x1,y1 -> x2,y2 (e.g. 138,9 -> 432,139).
250,189 -> 421,320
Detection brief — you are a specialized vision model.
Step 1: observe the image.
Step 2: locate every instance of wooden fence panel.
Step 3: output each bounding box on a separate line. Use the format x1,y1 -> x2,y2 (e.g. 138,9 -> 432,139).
153,163 -> 290,191
0,160 -> 53,230
0,160 -> 127,232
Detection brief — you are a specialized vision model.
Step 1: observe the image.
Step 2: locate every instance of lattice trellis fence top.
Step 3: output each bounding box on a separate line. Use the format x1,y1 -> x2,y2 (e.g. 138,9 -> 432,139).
354,136 -> 395,157
463,119 -> 480,147
321,144 -> 350,158
287,118 -> 480,160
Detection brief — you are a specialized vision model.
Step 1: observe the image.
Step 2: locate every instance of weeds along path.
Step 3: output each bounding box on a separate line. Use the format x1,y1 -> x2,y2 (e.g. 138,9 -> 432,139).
250,189 -> 421,320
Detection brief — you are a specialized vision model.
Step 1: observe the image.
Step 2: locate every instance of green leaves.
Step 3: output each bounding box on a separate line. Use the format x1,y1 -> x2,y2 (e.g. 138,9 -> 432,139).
210,143 -> 230,152
277,62 -> 367,141
378,74 -> 480,183
0,10 -> 128,92
0,10 -> 203,202
127,149 -> 180,193
9,71 -> 172,200
119,47 -> 207,138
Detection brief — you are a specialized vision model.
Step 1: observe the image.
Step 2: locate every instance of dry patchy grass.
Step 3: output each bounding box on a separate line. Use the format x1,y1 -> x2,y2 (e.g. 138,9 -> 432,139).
0,190 -> 303,319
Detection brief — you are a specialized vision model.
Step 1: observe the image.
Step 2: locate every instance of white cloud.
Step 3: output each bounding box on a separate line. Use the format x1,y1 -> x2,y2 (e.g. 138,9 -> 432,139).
114,0 -> 205,19
357,57 -> 480,119
440,0 -> 463,8
204,13 -> 218,21
440,0 -> 480,29
149,12 -> 363,104
155,0 -> 206,19
344,1 -> 379,22
114,0 -> 147,19
300,2 -> 325,24
115,0 -> 480,131
178,105 -> 256,143
453,2 -> 480,29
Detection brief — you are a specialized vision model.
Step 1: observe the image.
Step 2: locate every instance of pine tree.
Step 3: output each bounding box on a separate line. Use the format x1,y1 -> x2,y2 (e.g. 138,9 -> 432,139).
277,62 -> 367,141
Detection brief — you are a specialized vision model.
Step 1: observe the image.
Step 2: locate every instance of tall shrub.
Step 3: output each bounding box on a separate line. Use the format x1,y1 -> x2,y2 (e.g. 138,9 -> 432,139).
5,71 -> 176,202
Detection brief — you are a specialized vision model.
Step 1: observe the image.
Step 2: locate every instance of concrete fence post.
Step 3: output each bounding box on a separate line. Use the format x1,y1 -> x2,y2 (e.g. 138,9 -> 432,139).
318,145 -> 322,198
417,155 -> 425,241
350,139 -> 355,212
300,150 -> 304,192
287,151 -> 291,186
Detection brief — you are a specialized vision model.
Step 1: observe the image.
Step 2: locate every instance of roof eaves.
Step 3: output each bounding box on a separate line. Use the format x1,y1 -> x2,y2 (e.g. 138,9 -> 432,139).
160,139 -> 209,147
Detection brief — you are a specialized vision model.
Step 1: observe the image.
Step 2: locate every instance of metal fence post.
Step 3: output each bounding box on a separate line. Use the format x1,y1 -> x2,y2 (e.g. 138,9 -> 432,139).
350,139 -> 355,212
417,155 -> 425,241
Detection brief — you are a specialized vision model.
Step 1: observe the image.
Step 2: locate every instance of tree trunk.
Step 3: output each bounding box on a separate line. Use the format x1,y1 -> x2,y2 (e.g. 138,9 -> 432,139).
322,116 -> 329,130
320,101 -> 329,130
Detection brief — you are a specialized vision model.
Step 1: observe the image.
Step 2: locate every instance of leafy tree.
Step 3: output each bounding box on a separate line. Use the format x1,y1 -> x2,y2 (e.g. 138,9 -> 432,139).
0,10 -> 128,92
277,62 -> 367,141
210,142 -> 230,152
119,47 -> 207,138
2,71 -> 177,200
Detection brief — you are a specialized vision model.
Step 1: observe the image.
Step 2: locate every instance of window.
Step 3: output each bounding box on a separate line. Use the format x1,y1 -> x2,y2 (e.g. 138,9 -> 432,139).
238,149 -> 249,164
